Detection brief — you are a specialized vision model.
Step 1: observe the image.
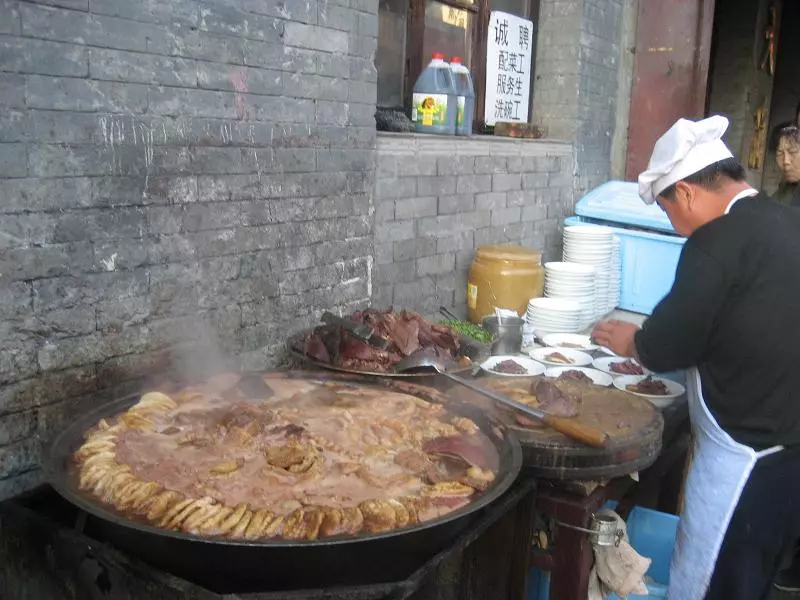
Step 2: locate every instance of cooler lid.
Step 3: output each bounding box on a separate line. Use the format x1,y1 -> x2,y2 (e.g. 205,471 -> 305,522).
575,181 -> 676,233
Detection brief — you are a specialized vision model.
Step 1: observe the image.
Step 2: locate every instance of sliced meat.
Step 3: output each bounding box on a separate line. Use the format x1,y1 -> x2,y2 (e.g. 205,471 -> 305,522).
533,380 -> 580,418
423,434 -> 499,472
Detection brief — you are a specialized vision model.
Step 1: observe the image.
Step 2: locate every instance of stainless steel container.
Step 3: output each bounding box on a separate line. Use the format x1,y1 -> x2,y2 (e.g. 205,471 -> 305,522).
481,316 -> 524,356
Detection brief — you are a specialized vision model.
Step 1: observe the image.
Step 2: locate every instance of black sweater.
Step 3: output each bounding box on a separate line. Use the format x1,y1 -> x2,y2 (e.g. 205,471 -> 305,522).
635,193 -> 800,449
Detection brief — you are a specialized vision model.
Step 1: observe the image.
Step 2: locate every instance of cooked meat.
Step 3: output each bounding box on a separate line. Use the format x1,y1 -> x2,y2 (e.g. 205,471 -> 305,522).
293,308 -> 461,373
545,352 -> 575,365
557,370 -> 593,384
626,375 -> 670,396
490,359 -> 528,375
610,359 -> 645,375
533,380 -> 581,417
76,375 -> 499,542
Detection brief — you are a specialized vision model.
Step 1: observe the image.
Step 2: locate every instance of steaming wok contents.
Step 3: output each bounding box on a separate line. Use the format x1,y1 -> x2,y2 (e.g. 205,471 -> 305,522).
545,352 -> 575,365
557,370 -> 594,385
490,359 -> 529,375
626,375 -> 670,396
73,373 -> 499,541
610,359 -> 645,375
534,380 -> 581,417
295,308 -> 464,373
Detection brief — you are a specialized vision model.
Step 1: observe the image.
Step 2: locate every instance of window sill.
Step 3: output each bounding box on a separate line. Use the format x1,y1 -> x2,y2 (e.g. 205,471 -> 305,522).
376,131 -> 571,157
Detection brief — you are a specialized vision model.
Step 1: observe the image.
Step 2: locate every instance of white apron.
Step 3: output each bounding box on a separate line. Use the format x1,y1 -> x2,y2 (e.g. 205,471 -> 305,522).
667,368 -> 783,599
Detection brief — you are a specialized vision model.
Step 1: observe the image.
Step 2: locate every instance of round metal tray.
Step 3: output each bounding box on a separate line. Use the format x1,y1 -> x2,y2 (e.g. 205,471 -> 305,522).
286,328 -> 491,379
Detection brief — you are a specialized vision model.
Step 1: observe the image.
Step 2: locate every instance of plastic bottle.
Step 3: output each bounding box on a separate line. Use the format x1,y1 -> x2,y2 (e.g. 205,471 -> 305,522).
449,57 -> 475,136
411,53 -> 457,135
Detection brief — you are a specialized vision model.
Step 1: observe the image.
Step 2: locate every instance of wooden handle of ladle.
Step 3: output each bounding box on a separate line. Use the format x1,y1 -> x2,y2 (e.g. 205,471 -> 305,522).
541,415 -> 609,448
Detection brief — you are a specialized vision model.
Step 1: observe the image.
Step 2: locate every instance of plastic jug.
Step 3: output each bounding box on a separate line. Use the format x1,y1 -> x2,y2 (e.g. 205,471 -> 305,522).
449,57 -> 475,136
411,53 -> 457,135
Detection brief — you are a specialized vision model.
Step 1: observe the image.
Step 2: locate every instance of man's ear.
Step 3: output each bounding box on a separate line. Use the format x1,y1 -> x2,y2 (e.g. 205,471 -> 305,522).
674,181 -> 694,209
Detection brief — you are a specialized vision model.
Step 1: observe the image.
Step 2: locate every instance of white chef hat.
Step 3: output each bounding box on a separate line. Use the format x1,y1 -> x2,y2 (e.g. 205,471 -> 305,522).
638,115 -> 734,205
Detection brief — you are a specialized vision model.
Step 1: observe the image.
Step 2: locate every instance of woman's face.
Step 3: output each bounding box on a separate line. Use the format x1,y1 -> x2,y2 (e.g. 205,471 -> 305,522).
776,137 -> 800,184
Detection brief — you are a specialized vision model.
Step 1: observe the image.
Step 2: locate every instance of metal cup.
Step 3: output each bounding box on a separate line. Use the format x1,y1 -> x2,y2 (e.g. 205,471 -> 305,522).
481,315 -> 524,356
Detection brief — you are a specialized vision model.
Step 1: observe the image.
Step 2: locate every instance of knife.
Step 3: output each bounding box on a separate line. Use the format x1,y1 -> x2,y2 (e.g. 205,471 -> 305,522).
320,312 -> 392,350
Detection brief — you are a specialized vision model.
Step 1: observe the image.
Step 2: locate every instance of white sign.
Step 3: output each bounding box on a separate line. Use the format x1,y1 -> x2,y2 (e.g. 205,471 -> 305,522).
484,11 -> 534,126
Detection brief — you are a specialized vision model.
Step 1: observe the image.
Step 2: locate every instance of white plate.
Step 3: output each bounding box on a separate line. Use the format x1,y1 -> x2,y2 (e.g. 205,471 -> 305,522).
481,356 -> 546,377
529,347 -> 593,367
592,356 -> 650,376
613,375 -> 686,407
541,333 -> 598,352
544,367 -> 613,387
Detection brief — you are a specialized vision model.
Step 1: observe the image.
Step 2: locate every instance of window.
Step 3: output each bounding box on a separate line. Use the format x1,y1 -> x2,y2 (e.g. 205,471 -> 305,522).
376,0 -> 539,132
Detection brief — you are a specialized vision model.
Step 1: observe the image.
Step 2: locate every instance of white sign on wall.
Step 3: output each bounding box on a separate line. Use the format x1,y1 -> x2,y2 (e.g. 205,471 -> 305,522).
484,11 -> 534,126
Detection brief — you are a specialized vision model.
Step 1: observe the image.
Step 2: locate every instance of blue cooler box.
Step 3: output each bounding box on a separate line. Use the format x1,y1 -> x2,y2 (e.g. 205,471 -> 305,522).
565,181 -> 687,316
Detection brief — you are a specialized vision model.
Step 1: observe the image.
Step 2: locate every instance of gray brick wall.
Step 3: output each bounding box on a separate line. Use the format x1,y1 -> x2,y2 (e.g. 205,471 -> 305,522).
533,0 -> 624,195
374,134 -> 575,321
0,0 -> 376,497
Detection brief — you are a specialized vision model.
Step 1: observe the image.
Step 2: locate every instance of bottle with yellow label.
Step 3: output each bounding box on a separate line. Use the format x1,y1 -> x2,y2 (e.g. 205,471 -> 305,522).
467,244 -> 545,324
411,53 -> 457,135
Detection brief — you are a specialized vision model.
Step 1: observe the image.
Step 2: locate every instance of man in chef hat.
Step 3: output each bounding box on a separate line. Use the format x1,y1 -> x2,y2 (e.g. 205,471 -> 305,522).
593,115 -> 800,600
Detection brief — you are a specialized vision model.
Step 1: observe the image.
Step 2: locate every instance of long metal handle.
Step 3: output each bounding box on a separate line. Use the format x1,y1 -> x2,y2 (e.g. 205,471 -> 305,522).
321,312 -> 371,339
439,306 -> 460,321
442,371 -> 609,448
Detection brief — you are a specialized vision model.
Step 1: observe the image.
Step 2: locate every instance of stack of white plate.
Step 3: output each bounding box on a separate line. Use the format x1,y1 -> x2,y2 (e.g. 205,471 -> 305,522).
562,225 -> 614,320
543,262 -> 596,328
525,297 -> 584,335
606,237 -> 621,314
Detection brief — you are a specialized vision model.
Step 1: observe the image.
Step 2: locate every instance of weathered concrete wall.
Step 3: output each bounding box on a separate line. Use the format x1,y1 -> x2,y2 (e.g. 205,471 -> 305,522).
764,0 -> 800,194
373,134 -> 575,320
533,0 -> 625,196
706,0 -> 773,184
0,0 -> 377,497
610,0 -> 637,181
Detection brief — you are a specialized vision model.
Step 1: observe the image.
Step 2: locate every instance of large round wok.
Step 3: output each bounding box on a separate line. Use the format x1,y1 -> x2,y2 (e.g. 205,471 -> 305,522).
44,371 -> 522,594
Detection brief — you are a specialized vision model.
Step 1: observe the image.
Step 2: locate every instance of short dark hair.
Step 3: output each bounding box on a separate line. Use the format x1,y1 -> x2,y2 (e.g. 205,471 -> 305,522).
770,122 -> 798,151
659,158 -> 747,200
778,125 -> 800,148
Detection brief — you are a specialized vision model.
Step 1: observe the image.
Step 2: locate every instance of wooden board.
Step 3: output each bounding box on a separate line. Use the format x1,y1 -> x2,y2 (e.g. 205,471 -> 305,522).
481,376 -> 661,446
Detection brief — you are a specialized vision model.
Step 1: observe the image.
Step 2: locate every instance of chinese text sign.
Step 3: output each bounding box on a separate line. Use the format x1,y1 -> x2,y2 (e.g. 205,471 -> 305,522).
484,11 -> 533,126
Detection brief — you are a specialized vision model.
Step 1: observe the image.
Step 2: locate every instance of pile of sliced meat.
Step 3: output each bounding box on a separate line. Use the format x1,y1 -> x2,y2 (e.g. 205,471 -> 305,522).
296,308 -> 462,373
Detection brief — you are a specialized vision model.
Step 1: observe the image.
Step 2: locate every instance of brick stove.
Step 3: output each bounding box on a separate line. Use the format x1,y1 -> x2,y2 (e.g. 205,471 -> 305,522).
0,480 -> 535,600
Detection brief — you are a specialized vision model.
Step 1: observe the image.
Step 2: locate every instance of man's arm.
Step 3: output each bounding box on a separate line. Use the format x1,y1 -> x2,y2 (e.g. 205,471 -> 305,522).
634,243 -> 730,373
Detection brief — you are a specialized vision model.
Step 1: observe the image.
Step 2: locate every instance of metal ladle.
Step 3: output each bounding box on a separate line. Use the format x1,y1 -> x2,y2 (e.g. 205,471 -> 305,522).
394,353 -> 609,448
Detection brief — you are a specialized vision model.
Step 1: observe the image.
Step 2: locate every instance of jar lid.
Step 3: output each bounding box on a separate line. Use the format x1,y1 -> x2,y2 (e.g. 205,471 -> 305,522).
475,244 -> 542,263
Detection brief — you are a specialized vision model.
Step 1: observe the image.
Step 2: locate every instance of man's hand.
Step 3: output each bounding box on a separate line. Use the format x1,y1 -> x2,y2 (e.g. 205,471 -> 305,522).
591,320 -> 641,358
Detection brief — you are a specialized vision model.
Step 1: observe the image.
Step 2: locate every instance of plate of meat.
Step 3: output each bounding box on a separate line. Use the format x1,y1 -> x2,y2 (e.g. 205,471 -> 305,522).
481,356 -> 546,377
529,347 -> 593,367
289,308 -> 490,377
614,375 -> 685,407
593,357 -> 650,377
544,367 -> 613,387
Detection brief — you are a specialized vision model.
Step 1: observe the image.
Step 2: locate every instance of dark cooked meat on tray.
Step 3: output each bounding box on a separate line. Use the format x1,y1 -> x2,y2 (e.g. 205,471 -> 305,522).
545,352 -> 575,365
490,359 -> 528,375
610,359 -> 645,375
73,373 -> 499,541
557,370 -> 593,384
626,375 -> 670,396
295,308 -> 463,373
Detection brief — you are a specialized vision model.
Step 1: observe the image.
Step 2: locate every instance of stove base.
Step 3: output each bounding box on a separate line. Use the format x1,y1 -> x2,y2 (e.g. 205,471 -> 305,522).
0,481 -> 535,600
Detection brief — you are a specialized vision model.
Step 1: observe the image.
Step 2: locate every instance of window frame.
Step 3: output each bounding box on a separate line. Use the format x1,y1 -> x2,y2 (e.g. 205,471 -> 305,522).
401,0 -> 539,132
